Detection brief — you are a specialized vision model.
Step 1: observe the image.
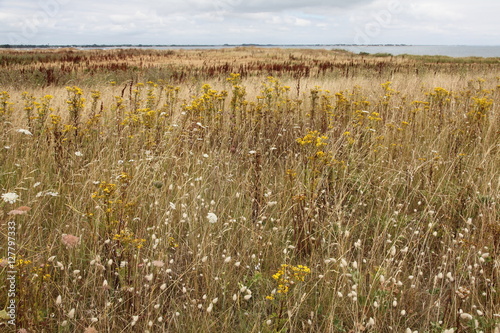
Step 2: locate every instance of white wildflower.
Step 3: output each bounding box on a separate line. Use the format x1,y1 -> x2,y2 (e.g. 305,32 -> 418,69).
2,192 -> 19,204
354,239 -> 362,248
207,212 -> 218,224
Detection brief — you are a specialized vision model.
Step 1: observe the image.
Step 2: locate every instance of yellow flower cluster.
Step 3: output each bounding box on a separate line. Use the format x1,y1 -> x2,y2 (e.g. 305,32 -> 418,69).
296,130 -> 328,147
91,182 -> 117,200
266,264 -> 311,300
0,91 -> 13,120
469,96 -> 493,119
182,83 -> 227,121
113,228 -> 146,249
226,72 -> 241,84
16,258 -> 32,266
168,236 -> 179,249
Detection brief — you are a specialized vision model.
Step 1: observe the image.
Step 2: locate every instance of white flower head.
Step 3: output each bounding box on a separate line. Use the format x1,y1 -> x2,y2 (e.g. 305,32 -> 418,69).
75,151 -> 83,157
2,192 -> 19,204
207,212 -> 218,224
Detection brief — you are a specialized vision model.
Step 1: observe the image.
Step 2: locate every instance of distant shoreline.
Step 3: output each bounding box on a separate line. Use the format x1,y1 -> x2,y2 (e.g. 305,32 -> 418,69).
2,44 -> 500,58
2,43 -> 500,49
0,43 -> 414,49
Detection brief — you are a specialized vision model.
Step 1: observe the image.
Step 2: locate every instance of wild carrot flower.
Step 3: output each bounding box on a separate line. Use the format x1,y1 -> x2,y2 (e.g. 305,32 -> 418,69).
62,234 -> 80,248
152,260 -> 165,267
2,192 -> 19,204
8,206 -> 31,215
207,212 -> 218,224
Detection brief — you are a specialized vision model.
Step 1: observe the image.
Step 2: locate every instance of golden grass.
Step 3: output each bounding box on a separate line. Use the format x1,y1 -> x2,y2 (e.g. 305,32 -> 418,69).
0,48 -> 499,332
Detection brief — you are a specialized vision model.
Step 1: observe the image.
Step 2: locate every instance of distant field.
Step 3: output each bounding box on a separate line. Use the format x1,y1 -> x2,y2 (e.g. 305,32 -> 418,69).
0,48 -> 499,332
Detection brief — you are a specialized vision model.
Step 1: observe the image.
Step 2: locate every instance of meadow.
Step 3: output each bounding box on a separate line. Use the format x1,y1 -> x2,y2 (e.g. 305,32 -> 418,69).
0,47 -> 499,332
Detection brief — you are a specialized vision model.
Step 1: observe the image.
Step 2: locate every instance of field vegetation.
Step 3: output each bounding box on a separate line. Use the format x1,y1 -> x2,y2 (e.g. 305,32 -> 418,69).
0,47 -> 499,332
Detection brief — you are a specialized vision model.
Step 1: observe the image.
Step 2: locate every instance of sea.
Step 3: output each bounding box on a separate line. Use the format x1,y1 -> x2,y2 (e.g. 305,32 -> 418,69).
143,45 -> 500,58
20,44 -> 497,58
326,45 -> 500,58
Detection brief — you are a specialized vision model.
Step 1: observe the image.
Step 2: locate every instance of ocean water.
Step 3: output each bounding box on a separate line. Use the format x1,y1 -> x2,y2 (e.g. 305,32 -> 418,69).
326,45 -> 500,58
149,45 -> 500,58
76,44 -> 500,58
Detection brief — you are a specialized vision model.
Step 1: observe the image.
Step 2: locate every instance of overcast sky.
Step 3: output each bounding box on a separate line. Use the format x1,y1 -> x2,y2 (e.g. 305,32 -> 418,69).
1,0 -> 499,45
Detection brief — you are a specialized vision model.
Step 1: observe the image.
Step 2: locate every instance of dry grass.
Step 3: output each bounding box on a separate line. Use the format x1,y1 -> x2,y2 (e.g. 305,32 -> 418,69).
0,48 -> 499,333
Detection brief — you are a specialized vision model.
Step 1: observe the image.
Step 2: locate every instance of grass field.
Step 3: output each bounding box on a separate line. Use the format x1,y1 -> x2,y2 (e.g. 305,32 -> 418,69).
0,47 -> 499,332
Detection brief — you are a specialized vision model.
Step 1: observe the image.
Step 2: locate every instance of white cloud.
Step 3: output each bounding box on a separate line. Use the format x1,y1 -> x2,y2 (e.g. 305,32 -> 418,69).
0,0 -> 498,45
409,2 -> 464,21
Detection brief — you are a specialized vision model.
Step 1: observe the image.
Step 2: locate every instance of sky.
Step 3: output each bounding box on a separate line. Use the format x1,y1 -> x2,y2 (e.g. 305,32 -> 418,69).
1,0 -> 499,45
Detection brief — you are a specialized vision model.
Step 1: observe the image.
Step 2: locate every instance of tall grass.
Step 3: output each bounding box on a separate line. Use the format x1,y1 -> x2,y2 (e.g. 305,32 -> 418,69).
0,48 -> 499,332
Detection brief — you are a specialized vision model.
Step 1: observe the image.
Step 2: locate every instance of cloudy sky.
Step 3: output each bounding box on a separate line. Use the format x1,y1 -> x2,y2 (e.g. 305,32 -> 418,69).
1,0 -> 499,45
